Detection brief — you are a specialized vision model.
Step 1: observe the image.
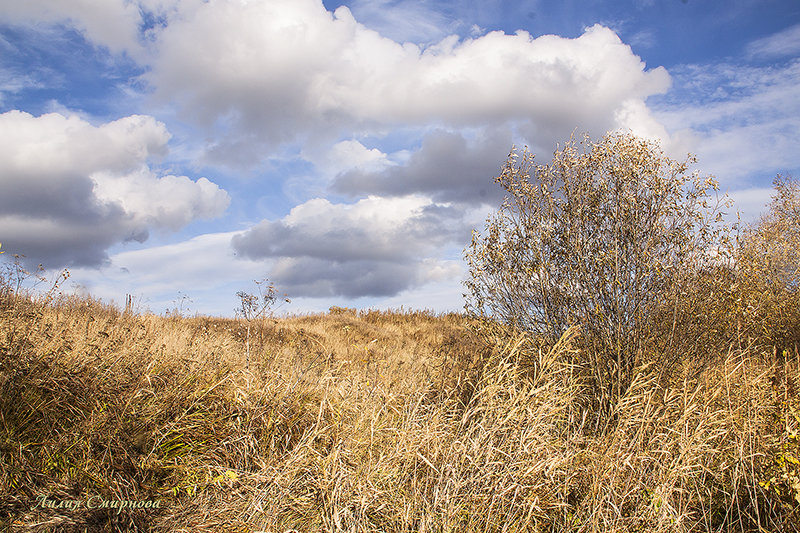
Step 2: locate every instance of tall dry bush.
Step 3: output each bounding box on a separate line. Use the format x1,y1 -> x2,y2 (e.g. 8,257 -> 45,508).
464,133 -> 730,404
658,174 -> 800,366
735,175 -> 800,351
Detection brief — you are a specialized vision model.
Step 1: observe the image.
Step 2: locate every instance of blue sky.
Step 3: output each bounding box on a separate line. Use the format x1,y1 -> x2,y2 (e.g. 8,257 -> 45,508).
1,0 -> 799,316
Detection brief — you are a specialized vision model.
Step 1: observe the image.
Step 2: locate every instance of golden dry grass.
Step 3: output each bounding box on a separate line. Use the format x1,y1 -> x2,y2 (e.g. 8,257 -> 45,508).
1,289 -> 798,532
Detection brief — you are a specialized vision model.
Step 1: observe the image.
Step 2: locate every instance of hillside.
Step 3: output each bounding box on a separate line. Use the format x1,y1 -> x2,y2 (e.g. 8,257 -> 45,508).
1,288 -> 798,532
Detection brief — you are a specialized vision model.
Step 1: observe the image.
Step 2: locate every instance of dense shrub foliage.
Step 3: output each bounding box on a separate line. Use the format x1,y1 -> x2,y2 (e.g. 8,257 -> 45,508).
464,133 -> 732,402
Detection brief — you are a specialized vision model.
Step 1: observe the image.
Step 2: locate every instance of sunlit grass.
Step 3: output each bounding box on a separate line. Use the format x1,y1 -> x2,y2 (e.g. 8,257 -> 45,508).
1,283 -> 797,531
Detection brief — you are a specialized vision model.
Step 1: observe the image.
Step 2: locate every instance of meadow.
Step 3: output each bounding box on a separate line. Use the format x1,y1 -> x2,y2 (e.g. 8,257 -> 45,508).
0,278 -> 798,532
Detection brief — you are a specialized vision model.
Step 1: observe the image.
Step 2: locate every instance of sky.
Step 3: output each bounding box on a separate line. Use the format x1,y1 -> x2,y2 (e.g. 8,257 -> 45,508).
1,0 -> 799,317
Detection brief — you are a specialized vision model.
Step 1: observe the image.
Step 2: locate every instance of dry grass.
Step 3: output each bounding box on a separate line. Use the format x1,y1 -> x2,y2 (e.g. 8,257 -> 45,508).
1,286 -> 798,532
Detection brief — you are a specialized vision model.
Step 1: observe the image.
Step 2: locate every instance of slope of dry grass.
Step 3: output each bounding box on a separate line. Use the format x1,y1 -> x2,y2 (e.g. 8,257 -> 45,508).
1,287 -> 798,532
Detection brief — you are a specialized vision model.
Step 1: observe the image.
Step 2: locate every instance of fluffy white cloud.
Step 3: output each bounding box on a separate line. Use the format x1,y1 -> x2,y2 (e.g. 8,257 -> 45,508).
333,127 -> 512,205
315,140 -> 392,177
0,111 -> 229,267
2,112 -> 169,175
231,194 -> 473,297
92,171 -> 230,231
0,0 -> 144,55
141,0 -> 669,161
234,195 -> 453,262
1,0 -> 671,164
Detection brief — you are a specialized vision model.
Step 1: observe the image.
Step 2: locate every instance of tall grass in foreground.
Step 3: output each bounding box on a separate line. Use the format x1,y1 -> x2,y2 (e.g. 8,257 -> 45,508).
1,285 -> 798,531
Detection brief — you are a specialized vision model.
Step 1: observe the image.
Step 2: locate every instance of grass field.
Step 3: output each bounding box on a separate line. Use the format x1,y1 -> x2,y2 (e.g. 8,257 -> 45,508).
1,281 -> 798,532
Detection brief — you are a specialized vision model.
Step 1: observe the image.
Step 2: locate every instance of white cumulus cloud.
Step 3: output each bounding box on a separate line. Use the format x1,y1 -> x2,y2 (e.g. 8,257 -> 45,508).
0,0 -> 144,55
1,0 -> 673,166
141,0 -> 669,162
0,111 -> 229,267
231,194 -> 472,298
